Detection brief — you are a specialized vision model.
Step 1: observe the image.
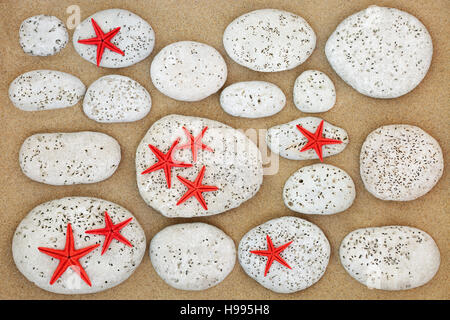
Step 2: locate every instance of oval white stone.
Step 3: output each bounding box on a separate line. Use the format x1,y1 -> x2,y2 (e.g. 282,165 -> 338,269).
9,70 -> 85,111
19,132 -> 121,185
150,223 -> 236,291
136,114 -> 263,218
19,15 -> 68,56
12,197 -> 146,294
83,75 -> 151,123
73,9 -> 155,68
223,9 -> 316,72
340,226 -> 440,290
293,70 -> 336,113
266,117 -> 349,160
220,81 -> 286,118
150,41 -> 227,101
325,6 -> 433,98
239,216 -> 330,293
360,124 -> 443,201
283,163 -> 355,215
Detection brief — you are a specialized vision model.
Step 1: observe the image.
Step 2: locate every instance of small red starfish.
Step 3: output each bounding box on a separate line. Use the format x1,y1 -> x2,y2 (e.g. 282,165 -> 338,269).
176,166 -> 218,210
77,18 -> 125,67
141,138 -> 192,188
38,223 -> 100,286
176,126 -> 214,163
250,235 -> 293,277
296,120 -> 342,162
85,211 -> 133,255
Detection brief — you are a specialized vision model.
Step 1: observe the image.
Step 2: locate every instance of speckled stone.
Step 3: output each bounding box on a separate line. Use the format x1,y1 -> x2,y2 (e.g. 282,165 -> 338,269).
223,9 -> 316,72
220,81 -> 286,118
83,75 -> 151,123
239,216 -> 330,293
266,116 -> 349,160
293,70 -> 336,113
325,6 -> 433,98
283,163 -> 355,215
12,197 -> 146,294
136,114 -> 263,218
150,223 -> 236,291
360,125 -> 443,201
340,226 -> 440,290
73,9 -> 155,68
150,41 -> 227,101
19,132 -> 121,185
9,70 -> 85,111
19,15 -> 68,56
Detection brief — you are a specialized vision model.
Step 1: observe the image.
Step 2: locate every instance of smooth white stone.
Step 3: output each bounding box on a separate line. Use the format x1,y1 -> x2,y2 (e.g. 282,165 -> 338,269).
293,70 -> 336,113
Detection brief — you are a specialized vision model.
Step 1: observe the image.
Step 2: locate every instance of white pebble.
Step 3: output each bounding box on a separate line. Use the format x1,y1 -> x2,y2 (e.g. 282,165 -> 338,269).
325,6 -> 433,98
12,197 -> 146,294
220,81 -> 286,118
83,75 -> 151,123
19,132 -> 121,185
360,124 -> 443,201
223,9 -> 316,72
293,70 -> 336,113
19,15 -> 68,56
340,226 -> 440,290
9,70 -> 85,111
150,41 -> 227,101
239,216 -> 330,293
150,223 -> 236,291
283,163 -> 355,215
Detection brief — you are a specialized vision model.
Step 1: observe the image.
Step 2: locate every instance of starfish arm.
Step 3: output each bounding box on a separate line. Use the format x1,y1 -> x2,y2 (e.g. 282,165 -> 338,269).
266,235 -> 274,252
299,140 -> 317,152
77,38 -> 101,45
199,185 -> 219,192
193,191 -> 208,210
168,138 -> 181,154
275,241 -> 293,253
113,217 -> 133,231
249,249 -> 271,256
70,261 -> 93,286
141,161 -> 166,175
100,233 -> 113,255
296,125 -> 316,140
171,162 -> 193,168
104,212 -> 114,229
103,27 -> 121,41
177,175 -> 195,188
38,247 -> 67,260
273,255 -> 292,270
201,143 -> 214,152
90,18 -> 104,38
148,144 -> 166,160
175,142 -> 191,150
104,41 -> 125,56
112,232 -> 133,248
85,227 -> 109,235
195,166 -> 206,185
163,164 -> 172,188
96,43 -> 106,67
66,224 -> 74,253
318,138 -> 343,145
176,189 -> 196,206
314,144 -> 324,162
200,126 -> 209,137
264,255 -> 275,276
49,259 -> 71,285
71,243 -> 100,260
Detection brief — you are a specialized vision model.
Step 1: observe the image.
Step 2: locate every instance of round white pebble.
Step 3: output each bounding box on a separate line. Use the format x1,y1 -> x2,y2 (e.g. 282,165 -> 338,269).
150,223 -> 236,291
239,216 -> 330,293
73,9 -> 155,68
83,75 -> 151,123
136,114 -> 263,218
283,163 -> 355,215
360,124 -> 443,201
150,41 -> 227,101
293,70 -> 336,113
19,132 -> 121,185
220,81 -> 286,118
325,6 -> 433,98
223,9 -> 316,72
340,226 -> 440,290
19,15 -> 68,56
266,116 -> 349,160
9,70 -> 85,111
12,197 -> 146,294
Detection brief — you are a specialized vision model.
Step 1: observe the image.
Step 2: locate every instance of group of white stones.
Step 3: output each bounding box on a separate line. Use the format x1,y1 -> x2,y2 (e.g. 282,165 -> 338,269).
11,6 -> 443,294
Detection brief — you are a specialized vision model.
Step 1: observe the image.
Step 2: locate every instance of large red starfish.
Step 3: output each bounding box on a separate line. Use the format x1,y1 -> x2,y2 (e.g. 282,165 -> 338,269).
77,18 -> 125,67
250,235 -> 293,277
141,138 -> 192,188
38,223 -> 100,286
176,166 -> 218,210
85,211 -> 133,255
176,126 -> 214,163
296,120 -> 342,162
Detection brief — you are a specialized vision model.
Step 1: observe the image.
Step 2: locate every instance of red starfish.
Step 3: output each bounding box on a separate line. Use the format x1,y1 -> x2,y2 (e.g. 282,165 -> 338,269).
141,138 -> 192,188
176,126 -> 214,163
250,235 -> 293,277
176,166 -> 218,210
296,120 -> 342,162
77,18 -> 125,67
85,211 -> 133,255
38,223 -> 100,286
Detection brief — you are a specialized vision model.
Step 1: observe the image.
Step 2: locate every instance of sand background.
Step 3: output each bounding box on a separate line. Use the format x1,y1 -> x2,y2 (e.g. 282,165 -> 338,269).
0,0 -> 448,299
